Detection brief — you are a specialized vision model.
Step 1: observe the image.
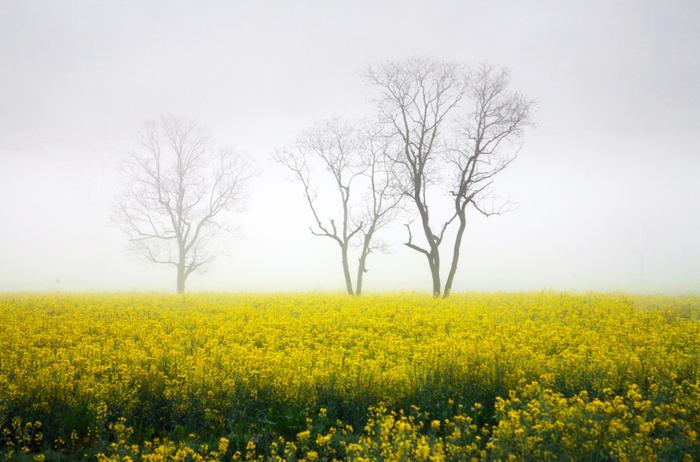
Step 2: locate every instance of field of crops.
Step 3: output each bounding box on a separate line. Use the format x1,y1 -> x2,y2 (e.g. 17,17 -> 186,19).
1,293 -> 699,461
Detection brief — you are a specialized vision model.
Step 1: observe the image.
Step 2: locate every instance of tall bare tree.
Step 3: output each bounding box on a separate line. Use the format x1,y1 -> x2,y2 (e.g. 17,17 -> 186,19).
367,58 -> 532,297
275,118 -> 400,295
367,57 -> 466,297
113,117 -> 251,293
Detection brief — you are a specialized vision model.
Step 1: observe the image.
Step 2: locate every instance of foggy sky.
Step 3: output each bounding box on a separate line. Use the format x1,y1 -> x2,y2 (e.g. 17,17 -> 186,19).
1,0 -> 699,293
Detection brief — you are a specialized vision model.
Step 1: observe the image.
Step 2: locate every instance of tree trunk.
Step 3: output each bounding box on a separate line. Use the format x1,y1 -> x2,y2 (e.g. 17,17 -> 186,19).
356,230 -> 375,296
429,251 -> 441,297
176,264 -> 186,294
356,253 -> 366,296
443,213 -> 466,298
413,190 -> 442,297
340,244 -> 354,295
176,246 -> 186,294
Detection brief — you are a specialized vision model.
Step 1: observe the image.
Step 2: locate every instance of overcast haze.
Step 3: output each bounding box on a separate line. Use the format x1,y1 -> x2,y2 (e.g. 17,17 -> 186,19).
1,0 -> 699,293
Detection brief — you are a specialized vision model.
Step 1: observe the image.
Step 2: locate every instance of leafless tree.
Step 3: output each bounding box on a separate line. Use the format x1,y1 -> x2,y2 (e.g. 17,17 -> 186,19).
355,123 -> 402,294
274,119 -> 362,294
367,58 -> 532,297
113,117 -> 251,293
442,64 -> 533,297
275,118 -> 401,295
366,57 -> 466,297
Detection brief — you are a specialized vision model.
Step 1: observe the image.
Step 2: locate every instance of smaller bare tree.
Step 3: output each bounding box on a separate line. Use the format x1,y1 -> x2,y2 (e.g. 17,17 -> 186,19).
113,117 -> 251,293
275,119 -> 363,294
355,124 -> 402,294
275,118 -> 401,295
442,64 -> 533,297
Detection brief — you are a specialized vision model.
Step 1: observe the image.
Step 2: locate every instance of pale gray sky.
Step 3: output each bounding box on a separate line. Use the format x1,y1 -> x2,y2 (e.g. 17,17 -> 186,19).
1,0 -> 699,293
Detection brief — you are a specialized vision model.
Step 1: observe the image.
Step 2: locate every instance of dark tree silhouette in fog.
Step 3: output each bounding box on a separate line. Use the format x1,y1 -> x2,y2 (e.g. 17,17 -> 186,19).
367,58 -> 532,297
113,117 -> 251,293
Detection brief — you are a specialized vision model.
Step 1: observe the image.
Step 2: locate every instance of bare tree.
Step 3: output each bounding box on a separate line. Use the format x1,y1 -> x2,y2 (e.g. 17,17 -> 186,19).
367,58 -> 532,297
367,57 -> 466,297
355,123 -> 402,294
113,117 -> 251,293
275,118 -> 401,295
442,64 -> 533,297
275,119 -> 362,294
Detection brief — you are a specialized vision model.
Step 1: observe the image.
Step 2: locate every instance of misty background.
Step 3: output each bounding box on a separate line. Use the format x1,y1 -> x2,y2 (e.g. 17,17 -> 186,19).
1,0 -> 699,293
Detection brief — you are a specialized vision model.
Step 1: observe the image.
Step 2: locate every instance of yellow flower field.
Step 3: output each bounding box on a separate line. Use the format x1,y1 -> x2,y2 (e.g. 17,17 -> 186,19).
0,293 -> 699,461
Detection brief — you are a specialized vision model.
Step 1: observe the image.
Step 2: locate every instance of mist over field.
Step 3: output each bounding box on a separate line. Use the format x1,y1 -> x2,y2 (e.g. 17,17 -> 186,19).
4,3 -> 700,460
1,0 -> 699,294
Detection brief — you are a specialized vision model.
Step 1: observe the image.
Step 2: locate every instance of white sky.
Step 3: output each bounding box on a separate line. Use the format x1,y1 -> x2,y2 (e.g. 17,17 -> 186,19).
1,0 -> 699,293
